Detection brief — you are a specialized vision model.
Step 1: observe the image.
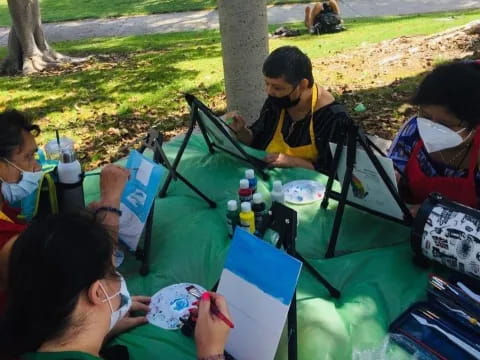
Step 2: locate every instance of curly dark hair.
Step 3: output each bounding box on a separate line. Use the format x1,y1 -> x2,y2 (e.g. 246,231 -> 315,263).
0,110 -> 40,160
412,61 -> 480,129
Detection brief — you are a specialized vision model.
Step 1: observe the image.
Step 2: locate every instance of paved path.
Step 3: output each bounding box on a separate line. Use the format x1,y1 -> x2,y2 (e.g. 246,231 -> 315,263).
1,0 -> 479,47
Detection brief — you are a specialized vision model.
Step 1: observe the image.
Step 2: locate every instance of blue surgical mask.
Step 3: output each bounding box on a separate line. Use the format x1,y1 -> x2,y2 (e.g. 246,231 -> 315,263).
0,158 -> 43,204
100,274 -> 132,330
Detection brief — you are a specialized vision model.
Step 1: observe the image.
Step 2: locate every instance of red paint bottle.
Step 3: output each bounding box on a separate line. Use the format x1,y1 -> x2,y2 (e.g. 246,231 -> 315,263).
238,179 -> 253,203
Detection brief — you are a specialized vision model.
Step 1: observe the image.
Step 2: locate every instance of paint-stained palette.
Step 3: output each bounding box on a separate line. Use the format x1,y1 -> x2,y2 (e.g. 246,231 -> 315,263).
147,283 -> 206,330
283,180 -> 325,204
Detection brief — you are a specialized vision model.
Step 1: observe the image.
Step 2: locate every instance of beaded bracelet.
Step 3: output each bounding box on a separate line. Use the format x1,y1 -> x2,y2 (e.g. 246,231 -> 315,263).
95,206 -> 122,217
198,355 -> 225,360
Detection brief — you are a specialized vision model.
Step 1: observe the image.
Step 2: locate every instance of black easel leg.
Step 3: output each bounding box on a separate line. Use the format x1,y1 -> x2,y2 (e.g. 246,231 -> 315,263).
295,252 -> 341,298
140,206 -> 154,276
325,126 -> 357,259
158,120 -> 197,198
288,290 -> 297,360
174,170 -> 217,208
321,136 -> 345,210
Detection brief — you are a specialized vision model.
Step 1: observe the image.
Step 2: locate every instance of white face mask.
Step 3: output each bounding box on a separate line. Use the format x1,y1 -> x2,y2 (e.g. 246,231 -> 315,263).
417,117 -> 468,153
100,274 -> 132,330
0,158 -> 43,204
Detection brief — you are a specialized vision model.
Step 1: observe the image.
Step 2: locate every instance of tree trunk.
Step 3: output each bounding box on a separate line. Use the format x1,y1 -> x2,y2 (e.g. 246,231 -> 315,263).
218,0 -> 269,125
1,0 -> 88,75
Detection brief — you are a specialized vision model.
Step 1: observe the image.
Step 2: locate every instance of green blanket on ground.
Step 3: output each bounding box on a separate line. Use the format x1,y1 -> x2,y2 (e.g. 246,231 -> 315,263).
83,134 -> 428,359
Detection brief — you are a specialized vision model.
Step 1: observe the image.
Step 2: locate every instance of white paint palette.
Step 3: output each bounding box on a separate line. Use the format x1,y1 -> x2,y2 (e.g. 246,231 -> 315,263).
147,283 -> 206,330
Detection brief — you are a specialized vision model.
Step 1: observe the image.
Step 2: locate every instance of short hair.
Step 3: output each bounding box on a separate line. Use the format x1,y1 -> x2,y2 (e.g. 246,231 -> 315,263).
262,46 -> 314,88
0,110 -> 40,160
412,61 -> 480,128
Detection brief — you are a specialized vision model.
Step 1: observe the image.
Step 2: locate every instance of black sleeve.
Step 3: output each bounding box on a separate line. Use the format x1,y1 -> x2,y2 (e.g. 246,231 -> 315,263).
248,99 -> 278,150
313,103 -> 352,174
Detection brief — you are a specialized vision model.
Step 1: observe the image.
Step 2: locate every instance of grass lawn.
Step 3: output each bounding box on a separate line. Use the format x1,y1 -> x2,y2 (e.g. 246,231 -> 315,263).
0,9 -> 479,168
0,0 -> 309,26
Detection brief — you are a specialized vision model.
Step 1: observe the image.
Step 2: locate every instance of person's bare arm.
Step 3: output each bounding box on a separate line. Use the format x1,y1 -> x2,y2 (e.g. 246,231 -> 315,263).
225,112 -> 253,146
91,165 -> 130,244
328,0 -> 340,15
264,153 -> 315,170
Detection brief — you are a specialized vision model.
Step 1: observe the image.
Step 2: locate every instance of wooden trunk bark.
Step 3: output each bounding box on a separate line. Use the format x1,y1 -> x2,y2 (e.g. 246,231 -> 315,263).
1,0 -> 87,75
218,0 -> 269,125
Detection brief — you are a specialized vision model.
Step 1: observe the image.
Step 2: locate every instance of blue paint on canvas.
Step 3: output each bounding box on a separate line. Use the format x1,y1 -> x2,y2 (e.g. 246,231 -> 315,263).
224,228 -> 302,305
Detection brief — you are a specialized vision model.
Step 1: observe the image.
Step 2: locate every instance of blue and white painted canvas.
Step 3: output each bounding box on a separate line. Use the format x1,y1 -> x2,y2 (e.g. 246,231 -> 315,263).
217,228 -> 302,360
118,150 -> 164,250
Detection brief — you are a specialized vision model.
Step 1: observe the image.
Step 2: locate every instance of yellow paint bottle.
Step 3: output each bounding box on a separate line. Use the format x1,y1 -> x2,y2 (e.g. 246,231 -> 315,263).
239,201 -> 255,234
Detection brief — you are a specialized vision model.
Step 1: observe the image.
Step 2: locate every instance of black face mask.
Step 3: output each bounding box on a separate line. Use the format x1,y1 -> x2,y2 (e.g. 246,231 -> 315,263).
268,85 -> 301,109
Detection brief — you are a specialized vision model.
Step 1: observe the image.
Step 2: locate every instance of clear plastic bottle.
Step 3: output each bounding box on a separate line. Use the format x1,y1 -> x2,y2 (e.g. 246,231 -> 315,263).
271,180 -> 285,204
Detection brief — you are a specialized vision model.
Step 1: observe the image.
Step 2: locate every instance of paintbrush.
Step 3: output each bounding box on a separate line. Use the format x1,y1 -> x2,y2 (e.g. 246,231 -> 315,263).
186,285 -> 234,329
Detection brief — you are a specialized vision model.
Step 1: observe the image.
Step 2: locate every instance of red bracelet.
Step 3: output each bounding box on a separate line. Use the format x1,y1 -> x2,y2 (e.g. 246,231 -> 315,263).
198,355 -> 225,360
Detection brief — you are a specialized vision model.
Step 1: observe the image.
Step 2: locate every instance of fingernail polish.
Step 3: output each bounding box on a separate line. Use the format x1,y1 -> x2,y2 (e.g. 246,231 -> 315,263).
201,292 -> 210,301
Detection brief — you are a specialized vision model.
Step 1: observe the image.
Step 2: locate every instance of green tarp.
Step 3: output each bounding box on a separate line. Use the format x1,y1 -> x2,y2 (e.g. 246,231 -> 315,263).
83,134 -> 429,359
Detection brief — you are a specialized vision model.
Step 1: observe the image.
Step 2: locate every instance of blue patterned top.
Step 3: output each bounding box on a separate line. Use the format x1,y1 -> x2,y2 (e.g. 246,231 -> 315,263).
388,116 -> 480,200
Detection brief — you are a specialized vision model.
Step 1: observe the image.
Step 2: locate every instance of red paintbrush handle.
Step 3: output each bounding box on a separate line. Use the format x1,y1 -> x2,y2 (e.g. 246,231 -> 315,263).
211,302 -> 235,328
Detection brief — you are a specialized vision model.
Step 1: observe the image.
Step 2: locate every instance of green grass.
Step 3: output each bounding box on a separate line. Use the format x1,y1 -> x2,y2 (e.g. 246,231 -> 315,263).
0,9 -> 479,167
0,0 -> 309,26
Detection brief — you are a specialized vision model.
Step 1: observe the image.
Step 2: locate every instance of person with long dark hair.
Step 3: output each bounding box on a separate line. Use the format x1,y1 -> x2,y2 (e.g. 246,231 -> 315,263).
389,60 -> 480,212
0,212 -> 231,360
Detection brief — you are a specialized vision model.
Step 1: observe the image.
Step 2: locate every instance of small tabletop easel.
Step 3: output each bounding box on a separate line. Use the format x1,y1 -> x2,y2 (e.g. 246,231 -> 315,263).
136,129 -> 216,275
257,202 -> 341,360
159,94 -> 269,198
321,122 -> 413,258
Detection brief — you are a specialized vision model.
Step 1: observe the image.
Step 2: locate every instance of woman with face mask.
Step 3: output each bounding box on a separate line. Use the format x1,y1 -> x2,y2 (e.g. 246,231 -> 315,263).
0,213 -> 232,360
0,110 -> 131,314
229,46 -> 351,173
388,61 -> 480,212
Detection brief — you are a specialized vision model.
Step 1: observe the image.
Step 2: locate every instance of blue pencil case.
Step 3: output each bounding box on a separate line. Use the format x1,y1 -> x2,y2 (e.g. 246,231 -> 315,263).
390,275 -> 480,359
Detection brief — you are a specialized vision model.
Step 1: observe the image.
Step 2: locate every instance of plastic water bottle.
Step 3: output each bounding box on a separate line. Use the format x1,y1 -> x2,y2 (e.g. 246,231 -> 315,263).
271,180 -> 285,204
57,149 -> 85,213
226,200 -> 239,238
245,169 -> 257,193
238,179 -> 253,203
239,202 -> 255,234
252,193 -> 266,230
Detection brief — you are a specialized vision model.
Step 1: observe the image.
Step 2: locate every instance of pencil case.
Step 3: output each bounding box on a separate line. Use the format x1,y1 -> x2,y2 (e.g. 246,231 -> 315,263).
390,301 -> 480,359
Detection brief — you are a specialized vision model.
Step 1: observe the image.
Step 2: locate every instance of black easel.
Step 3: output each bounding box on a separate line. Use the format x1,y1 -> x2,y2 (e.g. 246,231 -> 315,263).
321,123 -> 413,258
159,94 -> 269,198
257,202 -> 341,360
136,129 -> 216,275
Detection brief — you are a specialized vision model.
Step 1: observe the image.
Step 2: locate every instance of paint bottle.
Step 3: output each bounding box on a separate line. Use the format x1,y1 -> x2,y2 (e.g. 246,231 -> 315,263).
57,149 -> 85,213
239,201 -> 255,234
252,193 -> 266,230
271,180 -> 285,204
238,179 -> 253,203
226,200 -> 239,238
245,169 -> 257,193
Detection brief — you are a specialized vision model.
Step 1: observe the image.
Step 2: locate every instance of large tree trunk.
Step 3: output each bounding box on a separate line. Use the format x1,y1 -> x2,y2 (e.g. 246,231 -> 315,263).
1,0 -> 87,75
218,0 -> 269,125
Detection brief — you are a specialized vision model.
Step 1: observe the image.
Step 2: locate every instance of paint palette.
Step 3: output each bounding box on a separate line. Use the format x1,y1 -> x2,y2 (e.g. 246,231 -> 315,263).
283,180 -> 325,204
147,283 -> 206,330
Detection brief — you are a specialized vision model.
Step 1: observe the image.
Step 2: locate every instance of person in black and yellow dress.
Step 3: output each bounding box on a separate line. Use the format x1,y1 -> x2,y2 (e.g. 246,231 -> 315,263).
229,46 -> 351,173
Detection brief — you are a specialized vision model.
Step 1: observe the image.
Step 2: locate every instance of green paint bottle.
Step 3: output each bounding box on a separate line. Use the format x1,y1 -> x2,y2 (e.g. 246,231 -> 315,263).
226,200 -> 239,238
